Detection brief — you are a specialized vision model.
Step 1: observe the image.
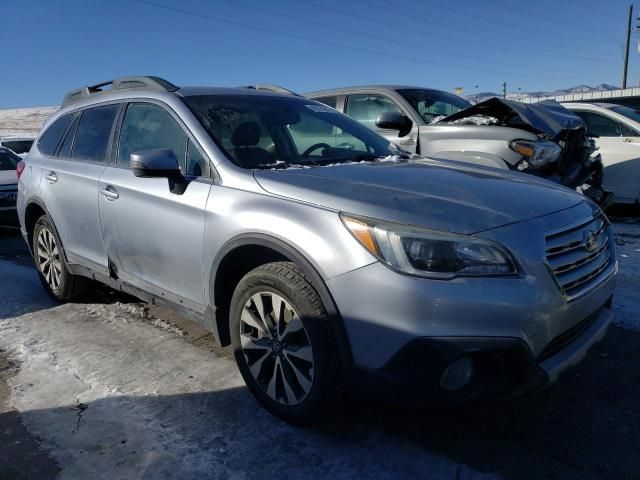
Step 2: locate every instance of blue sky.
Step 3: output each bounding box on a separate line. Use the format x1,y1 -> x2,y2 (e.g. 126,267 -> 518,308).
0,0 -> 633,108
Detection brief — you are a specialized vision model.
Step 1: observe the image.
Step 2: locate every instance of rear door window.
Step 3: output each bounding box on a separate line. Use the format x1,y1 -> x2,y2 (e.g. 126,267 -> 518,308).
71,104 -> 119,162
38,113 -> 74,156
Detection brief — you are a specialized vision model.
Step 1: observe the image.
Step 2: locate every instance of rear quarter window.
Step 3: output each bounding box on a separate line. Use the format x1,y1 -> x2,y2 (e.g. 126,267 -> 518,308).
57,114 -> 81,159
37,113 -> 74,156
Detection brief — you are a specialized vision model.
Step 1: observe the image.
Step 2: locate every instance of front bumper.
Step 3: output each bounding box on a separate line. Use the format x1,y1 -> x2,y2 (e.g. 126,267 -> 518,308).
343,305 -> 612,404
539,305 -> 612,383
327,202 -> 616,402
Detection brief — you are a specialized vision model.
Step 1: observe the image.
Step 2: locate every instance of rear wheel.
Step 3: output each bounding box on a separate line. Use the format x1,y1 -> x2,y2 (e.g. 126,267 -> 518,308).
230,262 -> 342,425
33,215 -> 88,301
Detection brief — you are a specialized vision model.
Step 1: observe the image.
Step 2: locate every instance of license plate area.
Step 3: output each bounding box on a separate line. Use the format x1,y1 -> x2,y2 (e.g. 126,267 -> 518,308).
0,191 -> 18,205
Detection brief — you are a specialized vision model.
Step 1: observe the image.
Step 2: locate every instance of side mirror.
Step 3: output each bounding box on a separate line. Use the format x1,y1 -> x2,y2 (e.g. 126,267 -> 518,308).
130,148 -> 181,178
130,148 -> 188,195
375,112 -> 413,137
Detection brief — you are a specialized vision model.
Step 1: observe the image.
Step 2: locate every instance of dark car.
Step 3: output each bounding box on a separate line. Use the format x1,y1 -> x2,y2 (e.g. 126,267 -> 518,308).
0,147 -> 21,224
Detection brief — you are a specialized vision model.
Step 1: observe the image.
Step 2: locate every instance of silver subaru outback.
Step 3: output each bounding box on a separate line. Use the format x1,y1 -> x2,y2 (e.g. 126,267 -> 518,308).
17,76 -> 616,424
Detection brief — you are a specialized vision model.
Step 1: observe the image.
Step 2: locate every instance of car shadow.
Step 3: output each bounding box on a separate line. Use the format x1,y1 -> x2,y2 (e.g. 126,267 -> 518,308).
332,325 -> 640,480
1,386 -> 487,480
2,325 -> 638,480
0,258 -> 139,320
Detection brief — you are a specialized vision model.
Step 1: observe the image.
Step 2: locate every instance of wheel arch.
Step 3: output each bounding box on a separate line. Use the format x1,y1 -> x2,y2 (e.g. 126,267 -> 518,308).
209,233 -> 353,367
24,197 -> 52,256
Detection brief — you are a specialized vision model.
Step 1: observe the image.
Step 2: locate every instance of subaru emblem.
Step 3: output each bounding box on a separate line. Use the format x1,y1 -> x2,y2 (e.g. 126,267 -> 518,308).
583,230 -> 598,253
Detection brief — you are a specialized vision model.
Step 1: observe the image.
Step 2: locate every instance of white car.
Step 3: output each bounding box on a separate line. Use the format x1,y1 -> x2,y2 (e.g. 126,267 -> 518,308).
564,102 -> 640,204
0,137 -> 35,158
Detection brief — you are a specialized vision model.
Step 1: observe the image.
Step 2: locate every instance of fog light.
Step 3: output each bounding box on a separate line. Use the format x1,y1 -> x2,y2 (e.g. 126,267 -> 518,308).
440,357 -> 474,390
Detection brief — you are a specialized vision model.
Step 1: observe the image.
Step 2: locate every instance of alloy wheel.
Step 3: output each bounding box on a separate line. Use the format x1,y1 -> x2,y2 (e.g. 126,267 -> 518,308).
240,292 -> 314,405
37,227 -> 62,291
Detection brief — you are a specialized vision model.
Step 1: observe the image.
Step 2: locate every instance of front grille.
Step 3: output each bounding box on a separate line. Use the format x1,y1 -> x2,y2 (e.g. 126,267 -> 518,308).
545,214 -> 613,300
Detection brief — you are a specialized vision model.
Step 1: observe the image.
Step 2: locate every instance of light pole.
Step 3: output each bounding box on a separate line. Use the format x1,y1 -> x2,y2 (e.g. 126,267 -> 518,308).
623,4 -> 633,89
637,14 -> 640,87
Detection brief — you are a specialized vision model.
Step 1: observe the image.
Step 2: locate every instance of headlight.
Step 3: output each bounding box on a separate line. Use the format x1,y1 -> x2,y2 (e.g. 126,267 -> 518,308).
510,139 -> 561,168
341,215 -> 518,279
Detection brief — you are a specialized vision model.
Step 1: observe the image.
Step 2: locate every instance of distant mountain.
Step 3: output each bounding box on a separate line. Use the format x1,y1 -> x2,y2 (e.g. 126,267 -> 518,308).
466,83 -> 620,104
471,91 -> 501,99
594,83 -> 619,90
0,106 -> 58,137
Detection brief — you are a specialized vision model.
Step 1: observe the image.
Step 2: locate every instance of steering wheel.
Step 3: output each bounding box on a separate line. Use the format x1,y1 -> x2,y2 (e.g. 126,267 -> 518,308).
302,143 -> 332,157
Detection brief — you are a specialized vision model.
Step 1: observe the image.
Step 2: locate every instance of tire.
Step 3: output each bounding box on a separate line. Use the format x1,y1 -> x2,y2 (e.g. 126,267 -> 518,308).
32,214 -> 89,301
230,261 -> 343,425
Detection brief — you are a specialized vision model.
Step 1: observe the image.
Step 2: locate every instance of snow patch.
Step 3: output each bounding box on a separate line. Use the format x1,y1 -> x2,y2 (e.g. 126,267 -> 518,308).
268,153 -> 416,170
0,106 -> 58,137
150,317 -> 186,336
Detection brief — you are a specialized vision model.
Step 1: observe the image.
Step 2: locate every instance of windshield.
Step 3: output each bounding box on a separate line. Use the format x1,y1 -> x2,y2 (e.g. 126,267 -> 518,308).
0,148 -> 20,170
183,95 -> 398,169
609,105 -> 640,124
1,139 -> 33,155
397,88 -> 471,124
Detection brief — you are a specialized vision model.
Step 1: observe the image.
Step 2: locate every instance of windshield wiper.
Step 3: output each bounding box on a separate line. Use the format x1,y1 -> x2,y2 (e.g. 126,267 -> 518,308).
256,160 -> 292,169
284,152 -> 411,168
306,153 -> 383,164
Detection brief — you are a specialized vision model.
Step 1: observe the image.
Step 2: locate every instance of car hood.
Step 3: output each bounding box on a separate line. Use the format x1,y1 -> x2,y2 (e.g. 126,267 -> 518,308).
0,170 -> 17,186
254,159 -> 583,235
440,98 -> 585,138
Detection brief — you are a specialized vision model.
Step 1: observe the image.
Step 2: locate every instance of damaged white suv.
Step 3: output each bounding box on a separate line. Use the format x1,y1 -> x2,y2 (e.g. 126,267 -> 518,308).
307,86 -> 611,207
18,76 -> 616,424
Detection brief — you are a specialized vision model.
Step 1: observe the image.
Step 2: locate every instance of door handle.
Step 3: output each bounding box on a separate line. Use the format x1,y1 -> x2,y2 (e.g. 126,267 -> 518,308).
46,172 -> 58,184
624,138 -> 632,143
101,186 -> 119,201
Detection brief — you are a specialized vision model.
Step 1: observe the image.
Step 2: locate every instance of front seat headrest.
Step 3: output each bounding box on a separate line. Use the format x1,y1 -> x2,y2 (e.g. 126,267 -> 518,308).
231,121 -> 261,147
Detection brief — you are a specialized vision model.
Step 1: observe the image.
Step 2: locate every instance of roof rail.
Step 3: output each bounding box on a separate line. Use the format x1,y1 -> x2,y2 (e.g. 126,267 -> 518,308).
240,84 -> 299,96
62,76 -> 179,108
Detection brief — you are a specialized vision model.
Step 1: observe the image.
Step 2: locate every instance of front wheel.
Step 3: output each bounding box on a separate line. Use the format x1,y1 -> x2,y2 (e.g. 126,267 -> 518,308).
32,215 -> 88,301
230,262 -> 343,425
